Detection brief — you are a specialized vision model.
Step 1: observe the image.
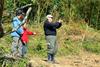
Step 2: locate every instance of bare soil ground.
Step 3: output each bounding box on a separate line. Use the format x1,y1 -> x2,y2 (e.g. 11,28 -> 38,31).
27,52 -> 100,67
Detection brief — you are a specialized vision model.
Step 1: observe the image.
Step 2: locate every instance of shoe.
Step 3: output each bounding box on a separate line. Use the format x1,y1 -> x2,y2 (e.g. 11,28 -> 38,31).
48,53 -> 52,61
52,60 -> 59,64
43,59 -> 53,64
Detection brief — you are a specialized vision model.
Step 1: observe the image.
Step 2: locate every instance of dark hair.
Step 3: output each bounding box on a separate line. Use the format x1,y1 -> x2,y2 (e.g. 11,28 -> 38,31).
16,10 -> 25,16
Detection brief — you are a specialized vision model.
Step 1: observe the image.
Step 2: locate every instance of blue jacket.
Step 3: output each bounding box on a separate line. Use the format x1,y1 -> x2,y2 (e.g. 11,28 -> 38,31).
11,17 -> 23,37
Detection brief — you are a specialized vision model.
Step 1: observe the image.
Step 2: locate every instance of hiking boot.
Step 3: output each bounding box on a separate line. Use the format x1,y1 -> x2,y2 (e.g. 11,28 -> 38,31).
52,60 -> 59,64
47,53 -> 52,62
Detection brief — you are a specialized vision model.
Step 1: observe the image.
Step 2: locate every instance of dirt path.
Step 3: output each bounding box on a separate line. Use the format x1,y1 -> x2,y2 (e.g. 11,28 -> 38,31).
28,52 -> 100,67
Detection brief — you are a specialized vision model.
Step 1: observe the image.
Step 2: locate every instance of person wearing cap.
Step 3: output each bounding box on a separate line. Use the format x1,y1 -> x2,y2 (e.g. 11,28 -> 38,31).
11,10 -> 25,57
44,14 -> 62,63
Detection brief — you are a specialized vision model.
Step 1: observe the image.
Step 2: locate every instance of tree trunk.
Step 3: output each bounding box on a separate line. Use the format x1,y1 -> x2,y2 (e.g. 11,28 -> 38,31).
0,0 -> 4,37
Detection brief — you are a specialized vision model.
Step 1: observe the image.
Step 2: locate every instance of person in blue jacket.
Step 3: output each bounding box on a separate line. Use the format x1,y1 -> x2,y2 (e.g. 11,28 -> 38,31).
44,14 -> 62,63
11,10 -> 25,57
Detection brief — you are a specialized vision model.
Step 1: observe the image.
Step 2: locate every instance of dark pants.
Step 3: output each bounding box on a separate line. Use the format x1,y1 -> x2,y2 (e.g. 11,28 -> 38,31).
46,35 -> 57,61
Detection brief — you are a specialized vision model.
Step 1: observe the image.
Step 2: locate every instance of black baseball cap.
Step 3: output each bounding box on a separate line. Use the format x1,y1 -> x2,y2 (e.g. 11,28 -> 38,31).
16,10 -> 25,16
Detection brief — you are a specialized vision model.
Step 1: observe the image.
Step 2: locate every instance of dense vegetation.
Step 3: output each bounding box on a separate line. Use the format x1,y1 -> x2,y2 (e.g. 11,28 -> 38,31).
4,0 -> 100,28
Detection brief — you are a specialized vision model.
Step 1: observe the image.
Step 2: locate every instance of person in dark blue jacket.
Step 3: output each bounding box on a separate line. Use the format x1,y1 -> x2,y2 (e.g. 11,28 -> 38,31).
44,15 -> 62,63
11,10 -> 25,57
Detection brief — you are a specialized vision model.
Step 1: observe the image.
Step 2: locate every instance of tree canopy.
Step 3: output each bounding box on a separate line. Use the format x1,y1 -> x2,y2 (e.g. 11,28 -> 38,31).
2,0 -> 100,29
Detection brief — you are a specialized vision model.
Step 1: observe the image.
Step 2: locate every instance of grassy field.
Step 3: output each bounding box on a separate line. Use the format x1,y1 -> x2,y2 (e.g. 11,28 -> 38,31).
0,21 -> 100,67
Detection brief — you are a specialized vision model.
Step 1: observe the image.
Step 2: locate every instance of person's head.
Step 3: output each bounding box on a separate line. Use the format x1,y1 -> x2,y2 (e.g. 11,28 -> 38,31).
16,10 -> 25,20
46,14 -> 53,22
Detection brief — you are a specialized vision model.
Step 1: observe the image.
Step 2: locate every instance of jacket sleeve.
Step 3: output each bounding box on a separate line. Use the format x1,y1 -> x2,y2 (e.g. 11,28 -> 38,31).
26,29 -> 33,35
46,22 -> 62,29
55,22 -> 62,28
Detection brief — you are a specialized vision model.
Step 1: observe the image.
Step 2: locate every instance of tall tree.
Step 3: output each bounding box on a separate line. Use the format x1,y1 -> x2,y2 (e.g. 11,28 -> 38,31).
0,0 -> 4,37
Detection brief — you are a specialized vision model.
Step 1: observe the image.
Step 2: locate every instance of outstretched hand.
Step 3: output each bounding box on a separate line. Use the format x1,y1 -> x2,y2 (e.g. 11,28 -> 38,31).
33,32 -> 36,35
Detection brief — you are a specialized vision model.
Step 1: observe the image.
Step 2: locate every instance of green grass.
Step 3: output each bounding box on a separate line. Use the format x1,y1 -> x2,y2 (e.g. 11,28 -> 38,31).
0,21 -> 100,67
83,40 -> 100,54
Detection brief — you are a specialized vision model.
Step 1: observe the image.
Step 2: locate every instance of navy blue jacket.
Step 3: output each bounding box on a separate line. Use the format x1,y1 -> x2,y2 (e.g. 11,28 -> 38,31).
44,20 -> 62,36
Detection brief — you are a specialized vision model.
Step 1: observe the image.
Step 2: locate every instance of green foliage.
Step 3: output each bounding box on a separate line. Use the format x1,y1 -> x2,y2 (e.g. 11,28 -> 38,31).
28,34 -> 47,57
83,38 -> 100,54
5,0 -> 14,11
0,43 -> 28,67
58,39 -> 81,56
16,59 -> 27,67
84,44 -> 100,54
77,0 -> 100,29
4,0 -> 100,29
